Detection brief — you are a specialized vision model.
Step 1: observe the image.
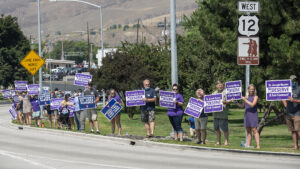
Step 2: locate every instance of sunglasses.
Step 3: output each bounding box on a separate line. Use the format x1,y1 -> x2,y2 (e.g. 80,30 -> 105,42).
173,88 -> 178,91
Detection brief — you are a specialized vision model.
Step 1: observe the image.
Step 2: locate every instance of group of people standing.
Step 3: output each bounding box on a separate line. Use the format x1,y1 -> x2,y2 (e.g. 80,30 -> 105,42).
141,75 -> 299,150
9,75 -> 300,150
10,82 -> 123,136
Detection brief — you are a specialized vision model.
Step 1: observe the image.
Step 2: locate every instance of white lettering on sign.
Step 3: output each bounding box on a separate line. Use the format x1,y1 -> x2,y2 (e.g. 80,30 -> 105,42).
238,1 -> 259,13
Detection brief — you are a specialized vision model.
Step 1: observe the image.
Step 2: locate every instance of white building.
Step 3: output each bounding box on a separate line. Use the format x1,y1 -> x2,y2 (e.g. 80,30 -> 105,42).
45,59 -> 75,69
96,48 -> 117,67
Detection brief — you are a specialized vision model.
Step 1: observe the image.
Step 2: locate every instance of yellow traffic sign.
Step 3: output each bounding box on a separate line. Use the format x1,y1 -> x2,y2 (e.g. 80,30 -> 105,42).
20,50 -> 45,75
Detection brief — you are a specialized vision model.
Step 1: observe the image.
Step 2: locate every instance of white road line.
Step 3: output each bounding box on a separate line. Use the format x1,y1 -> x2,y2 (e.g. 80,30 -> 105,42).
0,149 -> 57,169
0,149 -> 144,169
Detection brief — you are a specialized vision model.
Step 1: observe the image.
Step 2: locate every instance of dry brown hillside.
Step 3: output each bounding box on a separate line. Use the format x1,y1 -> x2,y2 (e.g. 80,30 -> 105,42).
0,0 -> 197,47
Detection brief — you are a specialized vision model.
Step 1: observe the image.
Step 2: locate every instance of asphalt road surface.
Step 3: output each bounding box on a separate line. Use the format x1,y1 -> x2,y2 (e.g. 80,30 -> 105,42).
0,104 -> 299,169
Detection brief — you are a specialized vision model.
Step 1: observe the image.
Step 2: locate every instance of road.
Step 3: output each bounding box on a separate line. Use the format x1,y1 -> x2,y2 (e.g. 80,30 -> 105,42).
0,104 -> 299,169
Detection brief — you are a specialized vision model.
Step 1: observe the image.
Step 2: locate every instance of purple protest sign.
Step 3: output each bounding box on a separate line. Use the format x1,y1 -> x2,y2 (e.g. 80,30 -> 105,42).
204,94 -> 223,113
159,90 -> 176,108
225,80 -> 242,100
50,98 -> 64,110
9,105 -> 18,119
74,73 -> 92,87
69,98 -> 75,114
12,95 -> 20,105
266,80 -> 292,101
184,97 -> 204,118
27,84 -> 40,95
2,90 -> 12,99
14,81 -> 27,91
125,90 -> 145,107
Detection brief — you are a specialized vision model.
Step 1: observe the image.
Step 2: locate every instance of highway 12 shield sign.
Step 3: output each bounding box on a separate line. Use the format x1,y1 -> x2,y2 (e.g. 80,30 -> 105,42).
20,50 -> 45,75
238,36 -> 259,65
238,15 -> 259,37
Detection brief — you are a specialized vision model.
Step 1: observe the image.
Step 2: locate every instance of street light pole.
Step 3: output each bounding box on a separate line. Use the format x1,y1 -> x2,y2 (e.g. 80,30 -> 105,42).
38,0 -> 44,117
100,6 -> 104,64
170,0 -> 178,85
49,0 -> 104,67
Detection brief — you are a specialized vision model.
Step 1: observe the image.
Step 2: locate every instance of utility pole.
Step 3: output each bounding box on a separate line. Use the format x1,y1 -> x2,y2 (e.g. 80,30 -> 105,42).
61,38 -> 64,60
87,22 -> 90,69
170,0 -> 178,85
164,17 -> 167,46
136,19 -> 139,44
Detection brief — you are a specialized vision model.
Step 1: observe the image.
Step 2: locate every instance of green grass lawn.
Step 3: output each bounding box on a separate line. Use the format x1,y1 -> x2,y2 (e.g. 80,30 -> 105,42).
13,106 -> 299,153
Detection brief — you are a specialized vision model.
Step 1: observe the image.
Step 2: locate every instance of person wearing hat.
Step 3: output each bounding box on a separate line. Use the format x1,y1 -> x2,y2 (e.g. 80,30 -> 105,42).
283,75 -> 300,150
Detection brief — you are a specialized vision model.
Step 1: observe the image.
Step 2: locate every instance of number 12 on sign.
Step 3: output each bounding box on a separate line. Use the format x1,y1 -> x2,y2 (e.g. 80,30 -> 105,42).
238,15 -> 259,37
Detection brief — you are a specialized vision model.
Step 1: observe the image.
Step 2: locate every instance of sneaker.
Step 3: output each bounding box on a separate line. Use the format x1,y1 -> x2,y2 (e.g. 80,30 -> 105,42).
96,131 -> 100,134
90,130 -> 94,133
196,141 -> 202,144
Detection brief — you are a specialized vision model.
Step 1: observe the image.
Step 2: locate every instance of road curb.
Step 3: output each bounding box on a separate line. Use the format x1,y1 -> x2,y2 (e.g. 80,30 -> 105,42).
9,122 -> 300,157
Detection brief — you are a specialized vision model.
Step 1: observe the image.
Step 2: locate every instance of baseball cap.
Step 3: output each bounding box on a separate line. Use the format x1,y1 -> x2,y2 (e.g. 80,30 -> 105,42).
290,75 -> 297,81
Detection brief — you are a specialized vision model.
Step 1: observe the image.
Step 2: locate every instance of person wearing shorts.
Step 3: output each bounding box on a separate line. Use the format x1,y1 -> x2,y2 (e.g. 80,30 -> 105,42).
212,81 -> 230,146
84,82 -> 100,134
108,89 -> 122,136
30,95 -> 41,127
194,88 -> 208,144
283,75 -> 300,150
141,79 -> 157,138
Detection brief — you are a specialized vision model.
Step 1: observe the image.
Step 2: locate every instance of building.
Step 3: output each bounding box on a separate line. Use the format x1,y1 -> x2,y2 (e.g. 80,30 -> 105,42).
96,48 -> 117,67
45,59 -> 75,69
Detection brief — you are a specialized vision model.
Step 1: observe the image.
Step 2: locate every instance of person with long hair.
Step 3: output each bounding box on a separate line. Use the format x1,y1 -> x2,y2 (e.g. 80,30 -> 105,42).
233,84 -> 260,149
108,89 -> 122,135
22,91 -> 32,125
167,84 -> 184,141
59,93 -> 73,129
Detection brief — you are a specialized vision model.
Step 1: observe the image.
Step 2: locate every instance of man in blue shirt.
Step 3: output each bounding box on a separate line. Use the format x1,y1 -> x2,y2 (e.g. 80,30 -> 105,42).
141,79 -> 157,138
283,75 -> 300,150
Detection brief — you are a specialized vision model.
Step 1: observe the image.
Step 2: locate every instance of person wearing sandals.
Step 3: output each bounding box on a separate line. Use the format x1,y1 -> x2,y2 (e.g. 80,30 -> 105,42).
31,95 -> 41,127
194,88 -> 208,144
167,84 -> 184,141
282,75 -> 300,150
232,84 -> 260,149
108,89 -> 122,136
141,79 -> 157,138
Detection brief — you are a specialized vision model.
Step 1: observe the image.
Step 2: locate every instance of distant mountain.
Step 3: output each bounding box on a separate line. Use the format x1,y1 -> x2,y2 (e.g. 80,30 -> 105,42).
1,0 -> 197,46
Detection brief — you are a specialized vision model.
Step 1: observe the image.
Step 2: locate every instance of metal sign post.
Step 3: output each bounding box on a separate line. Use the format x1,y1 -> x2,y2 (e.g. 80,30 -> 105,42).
238,1 -> 260,147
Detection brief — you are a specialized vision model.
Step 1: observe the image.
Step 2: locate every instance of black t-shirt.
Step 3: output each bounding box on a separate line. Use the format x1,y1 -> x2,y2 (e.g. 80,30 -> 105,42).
287,85 -> 300,116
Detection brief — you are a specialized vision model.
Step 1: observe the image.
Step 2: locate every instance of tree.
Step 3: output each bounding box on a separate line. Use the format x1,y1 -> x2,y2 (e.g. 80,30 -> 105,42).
0,15 -> 32,88
180,0 -> 300,132
92,49 -> 152,119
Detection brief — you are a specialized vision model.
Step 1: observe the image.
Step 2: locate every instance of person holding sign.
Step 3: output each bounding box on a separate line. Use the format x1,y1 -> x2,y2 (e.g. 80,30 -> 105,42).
212,81 -> 230,146
167,84 -> 184,141
282,75 -> 300,150
232,84 -> 260,149
84,82 -> 100,134
141,79 -> 157,138
58,94 -> 74,129
22,91 -> 33,125
30,95 -> 41,127
194,88 -> 208,144
108,89 -> 122,136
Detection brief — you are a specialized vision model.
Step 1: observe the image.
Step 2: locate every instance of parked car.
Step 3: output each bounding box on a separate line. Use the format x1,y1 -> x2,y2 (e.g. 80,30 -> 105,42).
42,74 -> 50,80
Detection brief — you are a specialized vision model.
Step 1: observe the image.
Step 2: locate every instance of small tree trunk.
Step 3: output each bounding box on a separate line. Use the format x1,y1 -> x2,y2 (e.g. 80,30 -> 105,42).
257,103 -> 273,134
